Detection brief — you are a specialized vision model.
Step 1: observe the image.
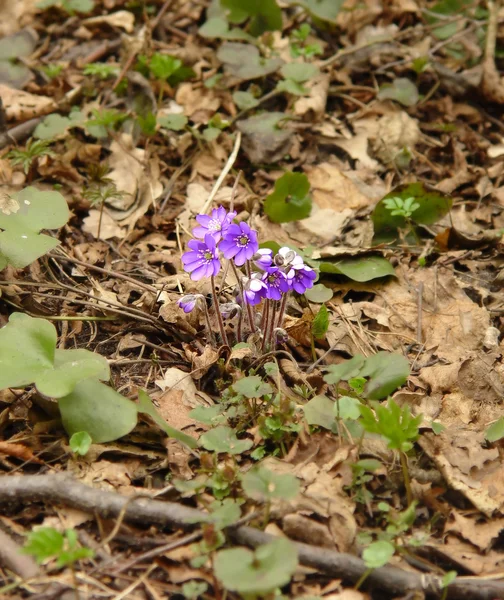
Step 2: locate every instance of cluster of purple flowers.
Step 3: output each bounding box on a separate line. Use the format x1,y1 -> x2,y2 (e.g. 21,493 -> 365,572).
177,206 -> 316,347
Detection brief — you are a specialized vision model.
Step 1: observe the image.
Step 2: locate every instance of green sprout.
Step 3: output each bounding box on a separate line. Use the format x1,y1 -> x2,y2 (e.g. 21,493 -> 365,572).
382,196 -> 420,219
23,527 -> 94,568
83,63 -> 119,80
7,139 -> 55,176
359,399 -> 422,505
40,64 -> 64,79
83,164 -> 125,239
290,24 -> 323,58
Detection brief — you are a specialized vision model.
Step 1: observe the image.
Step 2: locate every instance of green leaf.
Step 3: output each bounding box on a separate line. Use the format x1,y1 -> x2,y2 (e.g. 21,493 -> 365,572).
378,78 -> 419,107
36,349 -> 110,398
232,91 -> 259,110
276,78 -> 308,95
486,417 -> 504,442
372,183 -> 453,244
217,42 -> 283,81
324,355 -> 366,386
431,421 -> 445,435
234,375 -> 273,398
182,581 -> 209,599
264,172 -> 311,223
23,527 -> 64,563
189,404 -> 227,425
202,127 -> 221,142
199,17 -> 255,42
0,313 -> 56,390
0,313 -> 110,397
69,431 -> 92,456
303,395 -> 334,430
34,111 -> 84,140
280,62 -> 319,83
214,538 -> 298,594
158,114 -> 188,131
287,0 -> 343,21
312,304 -> 329,339
359,399 -> 422,452
0,30 -> 37,88
242,465 -> 300,501
360,351 -> 410,400
363,540 -> 395,569
319,255 -> 395,282
200,425 -> 253,454
137,389 -> 198,448
0,187 -> 69,268
59,380 -> 138,443
334,396 -> 362,420
149,54 -> 182,81
441,571 -> 457,588
221,0 -> 283,35
304,283 -> 332,303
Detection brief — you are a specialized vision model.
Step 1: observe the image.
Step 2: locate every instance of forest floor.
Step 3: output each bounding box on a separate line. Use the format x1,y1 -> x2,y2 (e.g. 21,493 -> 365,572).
1,0 -> 504,599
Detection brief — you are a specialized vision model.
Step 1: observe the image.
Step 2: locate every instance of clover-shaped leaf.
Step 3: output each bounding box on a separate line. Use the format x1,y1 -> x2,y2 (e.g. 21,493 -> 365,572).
378,78 -> 419,107
264,172 -> 312,223
0,187 -> 69,269
318,255 -> 395,282
280,62 -> 319,83
234,375 -> 272,398
217,43 -> 283,81
34,111 -> 85,140
363,540 -> 395,569
0,313 -> 109,397
287,0 -> 343,21
0,29 -> 37,88
200,425 -> 253,454
242,465 -> 300,501
214,538 -> 298,595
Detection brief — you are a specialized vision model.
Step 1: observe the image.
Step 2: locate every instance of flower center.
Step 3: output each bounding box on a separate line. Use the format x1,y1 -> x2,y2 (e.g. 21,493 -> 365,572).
203,251 -> 213,261
238,235 -> 249,246
208,219 -> 221,231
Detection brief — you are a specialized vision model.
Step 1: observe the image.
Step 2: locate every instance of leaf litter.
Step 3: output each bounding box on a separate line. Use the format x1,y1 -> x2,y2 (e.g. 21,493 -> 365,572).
0,1 -> 503,599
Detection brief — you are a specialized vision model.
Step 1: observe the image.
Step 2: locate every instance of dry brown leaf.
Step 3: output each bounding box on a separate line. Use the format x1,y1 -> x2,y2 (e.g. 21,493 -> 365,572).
0,84 -> 55,121
83,10 -> 135,32
294,74 -> 330,119
0,441 -> 43,464
446,510 -> 504,552
176,82 -> 220,122
305,163 -> 372,211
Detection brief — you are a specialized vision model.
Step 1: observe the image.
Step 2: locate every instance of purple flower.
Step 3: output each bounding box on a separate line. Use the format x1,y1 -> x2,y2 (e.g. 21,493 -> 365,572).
262,267 -> 290,301
220,222 -> 259,267
177,294 -> 200,313
181,233 -> 221,281
287,264 -> 317,294
242,275 -> 267,306
252,248 -> 273,270
192,206 -> 236,242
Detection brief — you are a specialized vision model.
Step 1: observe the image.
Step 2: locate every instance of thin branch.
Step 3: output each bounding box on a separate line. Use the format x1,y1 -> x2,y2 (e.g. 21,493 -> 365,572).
0,475 -> 503,599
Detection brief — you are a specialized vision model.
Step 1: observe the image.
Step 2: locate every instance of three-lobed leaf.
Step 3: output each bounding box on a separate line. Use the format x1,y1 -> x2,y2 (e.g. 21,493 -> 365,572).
200,425 -> 253,454
242,465 -> 300,501
0,187 -> 69,269
214,538 -> 298,594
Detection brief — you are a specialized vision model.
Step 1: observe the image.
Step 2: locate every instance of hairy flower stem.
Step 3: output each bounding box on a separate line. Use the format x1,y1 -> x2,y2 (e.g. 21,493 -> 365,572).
261,300 -> 270,353
199,298 -> 216,346
245,261 -> 257,332
236,308 -> 243,343
231,261 -> 255,334
400,451 -> 413,507
266,300 -> 278,349
275,293 -> 288,330
211,276 -> 229,346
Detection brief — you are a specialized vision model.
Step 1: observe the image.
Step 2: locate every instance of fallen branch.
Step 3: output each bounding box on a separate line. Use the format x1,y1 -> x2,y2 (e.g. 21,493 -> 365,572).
1,475 -> 503,600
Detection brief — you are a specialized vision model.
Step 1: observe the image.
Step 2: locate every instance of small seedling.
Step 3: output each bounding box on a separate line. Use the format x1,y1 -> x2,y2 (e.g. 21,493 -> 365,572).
359,400 -> 422,505
85,108 -> 128,138
23,527 -> 94,568
83,164 -> 125,239
290,24 -> 323,58
383,196 -> 420,219
83,63 -> 119,79
40,64 -> 64,79
69,431 -> 92,456
7,139 -> 55,176
214,538 -> 297,596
